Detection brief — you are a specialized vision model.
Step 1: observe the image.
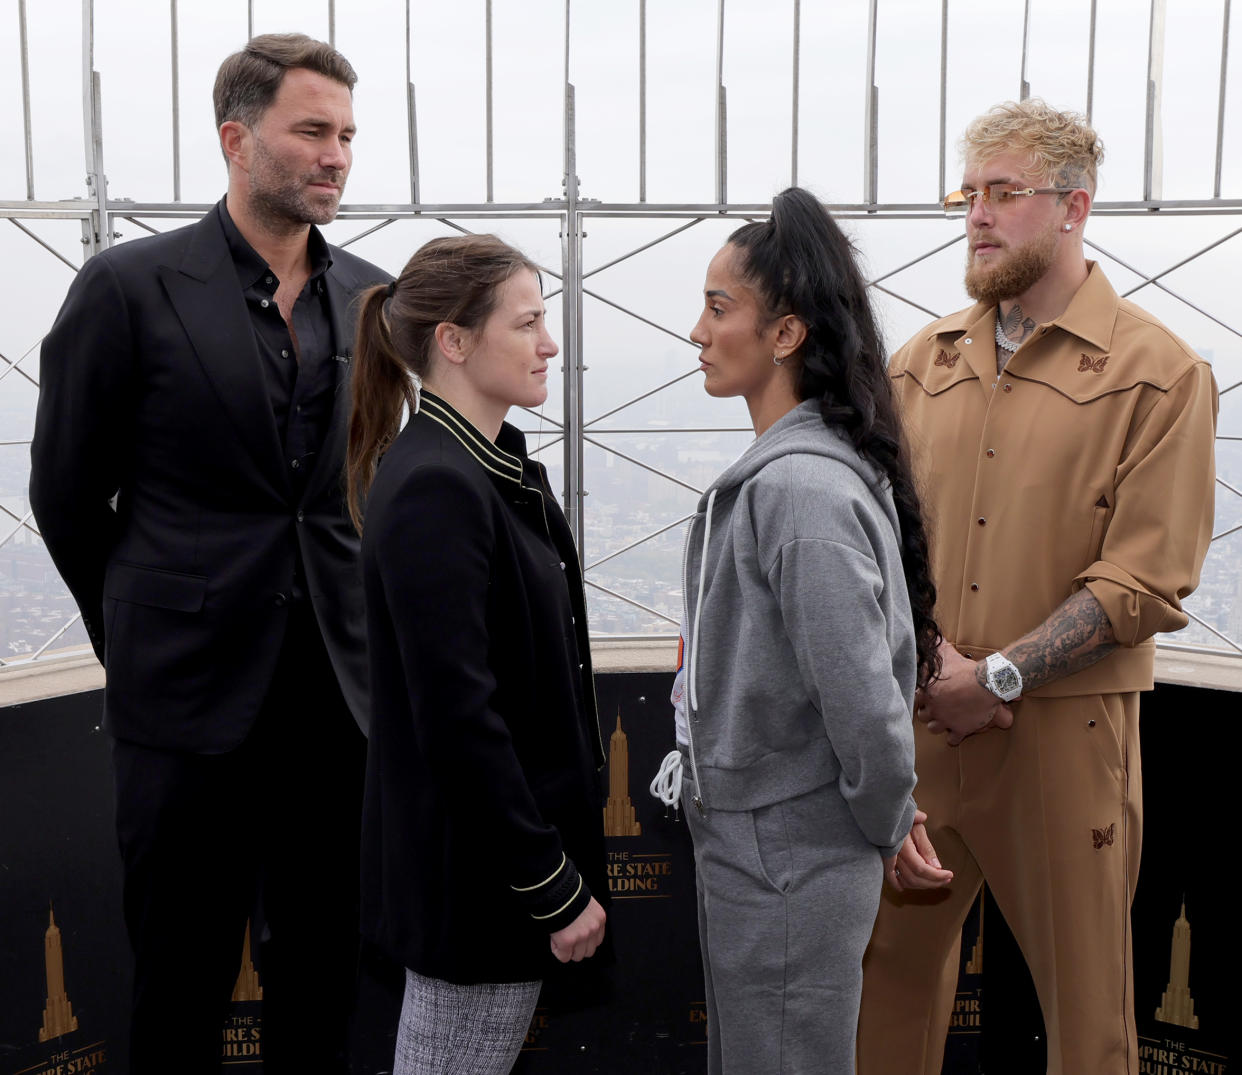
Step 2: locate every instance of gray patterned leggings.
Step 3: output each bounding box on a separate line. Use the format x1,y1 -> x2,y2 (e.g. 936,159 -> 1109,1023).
393,969 -> 542,1075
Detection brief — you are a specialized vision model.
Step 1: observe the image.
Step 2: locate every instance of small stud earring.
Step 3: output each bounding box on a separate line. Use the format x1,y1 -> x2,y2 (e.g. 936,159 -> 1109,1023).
1064,224 -> 1072,231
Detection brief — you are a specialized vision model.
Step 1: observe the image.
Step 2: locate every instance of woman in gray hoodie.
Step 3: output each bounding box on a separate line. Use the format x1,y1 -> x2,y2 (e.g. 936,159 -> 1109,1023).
669,188 -> 949,1073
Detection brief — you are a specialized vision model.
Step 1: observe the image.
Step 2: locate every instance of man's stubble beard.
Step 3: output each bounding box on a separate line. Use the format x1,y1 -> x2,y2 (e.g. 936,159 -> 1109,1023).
964,223 -> 1058,306
248,136 -> 345,233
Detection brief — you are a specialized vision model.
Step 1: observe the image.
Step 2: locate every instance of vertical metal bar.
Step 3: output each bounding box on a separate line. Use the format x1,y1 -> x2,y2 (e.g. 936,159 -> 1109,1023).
81,0 -> 94,186
863,0 -> 878,205
486,0 -> 494,203
406,0 -> 420,204
1020,0 -> 1031,100
561,7 -> 585,550
88,69 -> 109,253
1215,0 -> 1232,198
938,0 -> 948,200
19,0 -> 35,200
170,0 -> 181,202
408,82 -> 421,205
1087,0 -> 1098,121
247,0 -> 253,40
328,0 -> 335,47
715,0 -> 726,205
791,0 -> 801,187
639,0 -> 647,202
81,0 -> 109,256
1144,0 -> 1167,201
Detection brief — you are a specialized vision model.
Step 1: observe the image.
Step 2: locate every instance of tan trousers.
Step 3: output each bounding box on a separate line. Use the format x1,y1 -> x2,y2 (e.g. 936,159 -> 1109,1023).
858,692 -> 1141,1075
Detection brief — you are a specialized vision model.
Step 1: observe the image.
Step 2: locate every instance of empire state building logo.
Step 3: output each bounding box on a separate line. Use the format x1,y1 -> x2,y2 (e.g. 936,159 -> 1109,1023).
38,905 -> 79,1041
1155,900 -> 1200,1030
964,887 -> 984,975
231,920 -> 263,1002
603,711 -> 641,838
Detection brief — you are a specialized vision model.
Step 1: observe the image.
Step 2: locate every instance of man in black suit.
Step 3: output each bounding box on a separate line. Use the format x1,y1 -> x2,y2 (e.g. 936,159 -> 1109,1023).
30,33 -> 389,1074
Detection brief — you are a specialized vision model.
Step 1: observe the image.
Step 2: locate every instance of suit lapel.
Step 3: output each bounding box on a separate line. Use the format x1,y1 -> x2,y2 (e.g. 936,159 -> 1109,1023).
159,210 -> 291,499
300,268 -> 355,507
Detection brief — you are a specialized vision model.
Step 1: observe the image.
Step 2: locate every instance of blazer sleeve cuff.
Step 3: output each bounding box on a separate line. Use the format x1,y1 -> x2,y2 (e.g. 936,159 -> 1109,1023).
511,853 -> 593,934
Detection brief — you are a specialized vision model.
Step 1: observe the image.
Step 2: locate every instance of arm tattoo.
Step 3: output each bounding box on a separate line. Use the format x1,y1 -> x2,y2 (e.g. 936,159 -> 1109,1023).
976,588 -> 1118,695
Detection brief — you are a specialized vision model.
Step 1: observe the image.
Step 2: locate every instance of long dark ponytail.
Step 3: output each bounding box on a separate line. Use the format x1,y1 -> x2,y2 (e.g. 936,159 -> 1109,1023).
729,187 -> 941,687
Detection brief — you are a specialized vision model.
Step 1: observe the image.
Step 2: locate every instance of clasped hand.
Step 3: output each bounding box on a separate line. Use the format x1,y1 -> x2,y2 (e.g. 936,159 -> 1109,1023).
883,810 -> 953,892
549,897 -> 607,963
914,641 -> 1013,746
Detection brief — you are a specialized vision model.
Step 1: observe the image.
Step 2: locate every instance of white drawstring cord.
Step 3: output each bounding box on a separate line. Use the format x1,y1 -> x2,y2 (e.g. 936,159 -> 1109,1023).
649,749 -> 683,813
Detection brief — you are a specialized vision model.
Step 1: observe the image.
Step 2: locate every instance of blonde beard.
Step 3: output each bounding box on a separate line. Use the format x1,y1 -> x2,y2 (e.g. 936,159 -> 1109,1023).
964,226 -> 1058,306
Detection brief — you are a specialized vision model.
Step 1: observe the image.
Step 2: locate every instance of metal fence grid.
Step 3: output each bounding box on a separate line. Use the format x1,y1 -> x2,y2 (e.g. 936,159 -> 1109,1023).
1,0 -> 1238,663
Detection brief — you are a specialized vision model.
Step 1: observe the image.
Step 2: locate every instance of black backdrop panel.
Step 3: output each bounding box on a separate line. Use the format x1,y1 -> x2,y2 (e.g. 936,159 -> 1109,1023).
1,678 -> 1235,1074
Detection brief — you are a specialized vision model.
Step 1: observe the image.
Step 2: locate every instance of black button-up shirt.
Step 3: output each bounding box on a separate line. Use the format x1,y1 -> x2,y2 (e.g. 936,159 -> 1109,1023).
219,200 -> 337,499
219,200 -> 339,602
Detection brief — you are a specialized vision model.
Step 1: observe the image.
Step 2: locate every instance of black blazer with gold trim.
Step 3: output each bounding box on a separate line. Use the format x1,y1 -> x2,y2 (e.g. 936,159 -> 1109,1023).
358,391 -> 609,985
29,202 -> 388,751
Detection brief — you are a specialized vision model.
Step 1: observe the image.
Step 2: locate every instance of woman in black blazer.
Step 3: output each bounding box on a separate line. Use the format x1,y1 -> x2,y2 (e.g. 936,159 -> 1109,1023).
347,235 -> 608,1074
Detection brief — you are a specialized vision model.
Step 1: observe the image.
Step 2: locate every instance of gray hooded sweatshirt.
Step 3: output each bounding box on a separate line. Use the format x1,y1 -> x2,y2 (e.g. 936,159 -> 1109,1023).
681,400 -> 918,857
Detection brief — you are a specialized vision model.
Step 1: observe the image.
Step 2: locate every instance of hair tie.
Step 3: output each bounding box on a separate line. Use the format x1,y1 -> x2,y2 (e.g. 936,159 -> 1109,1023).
386,279 -> 397,298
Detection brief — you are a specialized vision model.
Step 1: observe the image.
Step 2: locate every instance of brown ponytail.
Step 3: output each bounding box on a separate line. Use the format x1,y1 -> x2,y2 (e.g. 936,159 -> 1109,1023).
346,234 -> 538,533
346,283 -> 417,532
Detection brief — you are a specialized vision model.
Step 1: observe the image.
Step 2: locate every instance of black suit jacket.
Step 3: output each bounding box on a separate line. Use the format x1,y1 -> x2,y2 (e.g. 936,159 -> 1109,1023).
29,203 -> 389,752
359,392 -> 610,986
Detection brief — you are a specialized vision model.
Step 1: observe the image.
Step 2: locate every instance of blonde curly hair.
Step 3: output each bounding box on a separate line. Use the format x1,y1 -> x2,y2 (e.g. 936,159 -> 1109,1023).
961,98 -> 1104,194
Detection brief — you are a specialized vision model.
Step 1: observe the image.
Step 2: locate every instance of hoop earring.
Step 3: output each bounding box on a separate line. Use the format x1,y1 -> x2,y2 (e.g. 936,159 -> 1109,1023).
773,352 -> 786,366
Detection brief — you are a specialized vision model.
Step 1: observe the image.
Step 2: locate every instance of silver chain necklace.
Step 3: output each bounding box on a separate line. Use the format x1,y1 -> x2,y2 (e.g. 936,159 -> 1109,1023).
995,318 -> 1019,353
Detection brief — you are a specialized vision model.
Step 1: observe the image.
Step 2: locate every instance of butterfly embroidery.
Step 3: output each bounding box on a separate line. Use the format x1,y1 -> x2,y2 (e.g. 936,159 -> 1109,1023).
1091,823 -> 1115,849
1078,353 -> 1108,373
935,349 -> 960,369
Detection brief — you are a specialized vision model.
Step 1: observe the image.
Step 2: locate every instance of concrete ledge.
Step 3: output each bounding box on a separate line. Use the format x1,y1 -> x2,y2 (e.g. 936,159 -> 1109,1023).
2,639 -> 1237,709
591,638 -> 679,674
1153,647 -> 1242,692
0,652 -> 105,707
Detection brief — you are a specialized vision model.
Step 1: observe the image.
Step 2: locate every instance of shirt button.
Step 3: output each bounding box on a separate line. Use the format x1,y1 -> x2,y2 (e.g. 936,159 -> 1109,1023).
964,337 -> 972,344
970,583 -> 980,591
977,517 -> 987,526
986,448 -> 995,458
559,562 -> 566,570
273,592 -> 288,607
260,299 -> 270,308
296,511 -> 304,523
265,275 -> 273,285
282,349 -> 290,358
291,459 -> 300,469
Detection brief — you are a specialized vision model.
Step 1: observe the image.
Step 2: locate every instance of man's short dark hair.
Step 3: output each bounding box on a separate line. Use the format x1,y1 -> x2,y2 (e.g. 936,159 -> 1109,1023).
213,33 -> 357,130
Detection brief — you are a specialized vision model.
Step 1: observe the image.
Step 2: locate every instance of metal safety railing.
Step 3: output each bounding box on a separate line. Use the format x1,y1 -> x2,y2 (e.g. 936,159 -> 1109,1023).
1,0 -> 1238,661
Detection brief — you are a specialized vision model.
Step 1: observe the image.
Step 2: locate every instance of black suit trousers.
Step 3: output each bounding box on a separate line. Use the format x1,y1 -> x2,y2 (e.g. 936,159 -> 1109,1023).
113,603 -> 366,1074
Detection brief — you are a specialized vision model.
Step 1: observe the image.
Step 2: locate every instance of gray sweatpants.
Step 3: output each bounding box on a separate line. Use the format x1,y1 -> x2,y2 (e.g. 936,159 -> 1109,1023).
683,766 -> 883,1074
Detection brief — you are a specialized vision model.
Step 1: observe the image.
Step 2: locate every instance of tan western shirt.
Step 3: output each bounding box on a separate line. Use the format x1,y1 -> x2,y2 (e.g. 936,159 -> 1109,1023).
890,262 -> 1218,698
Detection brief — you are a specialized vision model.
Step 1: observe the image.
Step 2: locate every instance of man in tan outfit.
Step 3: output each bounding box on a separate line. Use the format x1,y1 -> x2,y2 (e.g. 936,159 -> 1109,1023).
857,100 -> 1218,1074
